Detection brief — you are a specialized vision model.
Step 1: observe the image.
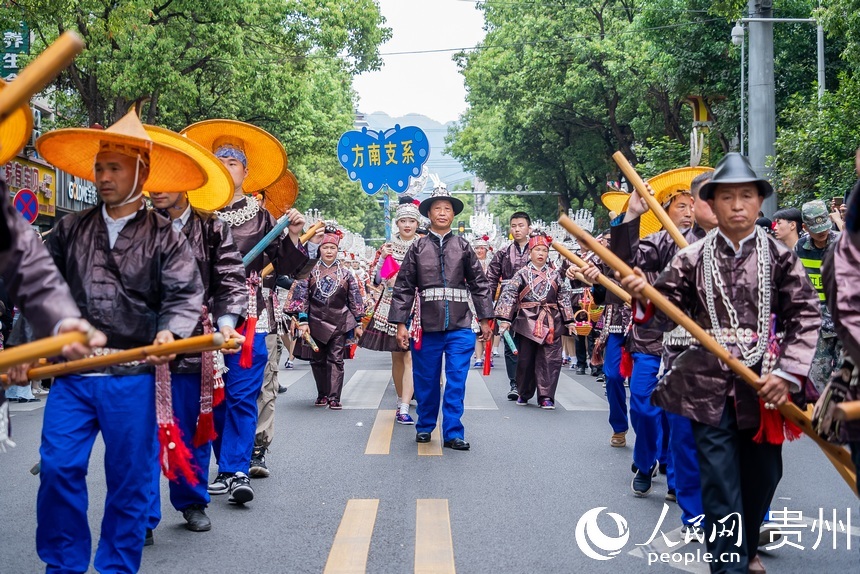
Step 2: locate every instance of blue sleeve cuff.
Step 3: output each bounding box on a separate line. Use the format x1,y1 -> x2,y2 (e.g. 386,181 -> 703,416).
216,314 -> 238,330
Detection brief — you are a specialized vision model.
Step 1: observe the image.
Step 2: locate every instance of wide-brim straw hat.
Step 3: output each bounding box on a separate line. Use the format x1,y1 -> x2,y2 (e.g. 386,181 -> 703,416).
600,191 -> 661,238
0,79 -> 33,164
36,109 -> 207,193
181,119 -> 287,194
143,125 -> 233,211
648,166 -> 713,205
260,168 -> 298,219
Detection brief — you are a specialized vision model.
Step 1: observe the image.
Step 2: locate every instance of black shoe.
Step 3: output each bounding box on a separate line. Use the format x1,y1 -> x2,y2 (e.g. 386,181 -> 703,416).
443,438 -> 470,451
575,367 -> 586,375
632,466 -> 653,497
590,367 -> 602,377
596,374 -> 606,384
182,504 -> 212,532
144,528 -> 154,546
228,472 -> 254,504
249,447 -> 270,478
277,385 -> 287,394
506,384 -> 518,401
659,462 -> 668,475
665,488 -> 677,503
415,432 -> 432,443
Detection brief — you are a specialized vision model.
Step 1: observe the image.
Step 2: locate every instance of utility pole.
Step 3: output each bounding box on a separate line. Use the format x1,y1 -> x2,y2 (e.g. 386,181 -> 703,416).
747,0 -> 777,215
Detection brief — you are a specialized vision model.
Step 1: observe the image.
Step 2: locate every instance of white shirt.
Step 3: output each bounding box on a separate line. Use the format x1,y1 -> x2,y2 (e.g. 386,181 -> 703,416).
171,204 -> 192,233
102,204 -> 143,249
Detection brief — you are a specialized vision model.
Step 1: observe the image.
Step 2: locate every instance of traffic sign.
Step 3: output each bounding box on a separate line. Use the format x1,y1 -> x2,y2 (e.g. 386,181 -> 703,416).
13,188 -> 39,224
337,125 -> 430,195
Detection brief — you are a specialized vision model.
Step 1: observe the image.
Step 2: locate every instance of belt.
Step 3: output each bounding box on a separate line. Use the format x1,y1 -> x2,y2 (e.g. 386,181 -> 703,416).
420,287 -> 471,303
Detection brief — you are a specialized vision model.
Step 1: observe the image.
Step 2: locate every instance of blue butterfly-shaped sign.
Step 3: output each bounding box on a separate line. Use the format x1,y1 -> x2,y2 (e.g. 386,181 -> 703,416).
337,125 -> 430,194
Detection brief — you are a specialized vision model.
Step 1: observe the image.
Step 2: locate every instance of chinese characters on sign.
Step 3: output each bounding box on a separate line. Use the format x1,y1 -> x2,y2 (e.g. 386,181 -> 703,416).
337,125 -> 430,194
3,23 -> 29,82
4,158 -> 55,217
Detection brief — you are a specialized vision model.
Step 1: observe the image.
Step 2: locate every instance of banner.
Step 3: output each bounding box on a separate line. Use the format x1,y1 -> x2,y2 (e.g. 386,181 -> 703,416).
337,125 -> 430,195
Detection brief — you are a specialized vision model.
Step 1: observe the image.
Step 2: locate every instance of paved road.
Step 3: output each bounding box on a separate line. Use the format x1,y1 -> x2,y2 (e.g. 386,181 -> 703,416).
1,350 -> 858,573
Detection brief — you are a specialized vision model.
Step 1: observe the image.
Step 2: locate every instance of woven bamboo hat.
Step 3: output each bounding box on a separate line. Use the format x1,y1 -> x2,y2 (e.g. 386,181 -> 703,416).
181,119 -> 287,194
648,166 -> 713,205
36,109 -> 207,192
143,125 -> 232,211
260,168 -> 298,219
600,190 -> 662,238
0,79 -> 33,164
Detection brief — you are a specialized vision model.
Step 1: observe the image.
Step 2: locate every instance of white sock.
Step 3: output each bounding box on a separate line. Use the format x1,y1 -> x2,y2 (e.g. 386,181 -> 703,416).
398,402 -> 409,415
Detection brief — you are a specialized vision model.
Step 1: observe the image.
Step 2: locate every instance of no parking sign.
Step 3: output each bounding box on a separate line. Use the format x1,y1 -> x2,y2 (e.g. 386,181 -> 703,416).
13,188 -> 39,224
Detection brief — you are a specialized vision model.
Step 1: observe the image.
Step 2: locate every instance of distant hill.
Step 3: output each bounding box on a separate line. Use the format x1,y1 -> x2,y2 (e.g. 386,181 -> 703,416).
359,111 -> 473,193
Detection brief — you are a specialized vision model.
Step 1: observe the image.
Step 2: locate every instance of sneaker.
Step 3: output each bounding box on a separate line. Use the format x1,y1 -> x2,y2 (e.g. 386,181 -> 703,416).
474,359 -> 484,368
249,447 -> 270,478
492,350 -> 499,357
144,528 -> 154,546
610,432 -> 627,447
395,411 -> 415,425
575,367 -> 586,375
285,360 -> 294,369
507,385 -> 519,401
539,399 -> 555,410
596,374 -> 606,384
590,367 -> 602,377
631,466 -> 653,497
328,400 -> 343,410
516,397 -> 528,406
562,357 -> 570,365
490,360 -> 494,368
314,396 -> 328,406
228,472 -> 254,504
681,524 -> 704,541
208,472 -> 232,495
758,523 -> 783,547
277,385 -> 287,394
665,488 -> 677,502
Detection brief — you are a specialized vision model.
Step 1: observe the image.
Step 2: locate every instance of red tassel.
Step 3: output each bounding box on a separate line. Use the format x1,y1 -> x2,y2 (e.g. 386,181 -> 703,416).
546,327 -> 554,346
213,375 -> 225,407
239,318 -> 256,368
193,411 -> 217,448
620,347 -> 633,378
753,398 -> 803,445
158,421 -> 199,485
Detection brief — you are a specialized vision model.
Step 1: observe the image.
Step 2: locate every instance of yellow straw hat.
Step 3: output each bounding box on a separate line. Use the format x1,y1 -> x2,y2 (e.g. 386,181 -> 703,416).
600,190 -> 661,238
180,119 -> 287,194
647,166 -> 714,205
36,109 -> 207,193
0,79 -> 33,164
143,125 -> 233,211
260,168 -> 298,219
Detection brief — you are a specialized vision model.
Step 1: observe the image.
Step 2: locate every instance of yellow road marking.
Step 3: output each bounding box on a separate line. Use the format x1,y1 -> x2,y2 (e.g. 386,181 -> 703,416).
365,410 -> 396,455
414,499 -> 456,574
417,426 -> 442,456
324,499 -> 380,574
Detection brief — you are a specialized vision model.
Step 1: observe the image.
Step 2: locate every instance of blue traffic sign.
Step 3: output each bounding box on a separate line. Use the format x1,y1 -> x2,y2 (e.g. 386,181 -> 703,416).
337,125 -> 430,195
13,188 -> 38,224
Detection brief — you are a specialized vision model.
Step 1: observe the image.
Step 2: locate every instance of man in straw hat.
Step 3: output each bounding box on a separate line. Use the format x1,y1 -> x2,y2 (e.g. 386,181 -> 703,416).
390,185 -> 494,451
146,124 -> 247,535
620,153 -> 820,574
35,109 -> 206,573
182,119 -> 318,497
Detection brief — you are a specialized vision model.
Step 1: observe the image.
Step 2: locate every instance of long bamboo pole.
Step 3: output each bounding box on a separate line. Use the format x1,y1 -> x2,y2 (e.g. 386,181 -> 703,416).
559,214 -> 858,495
552,241 -> 631,304
0,31 -> 85,122
836,401 -> 860,422
260,221 -> 325,278
612,152 -> 688,249
0,332 -> 88,371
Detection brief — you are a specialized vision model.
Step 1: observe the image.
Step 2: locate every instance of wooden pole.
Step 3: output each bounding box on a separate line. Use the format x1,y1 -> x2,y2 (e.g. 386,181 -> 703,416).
552,241 -> 631,304
260,221 -> 325,278
612,151 -> 688,249
0,332 -> 88,371
558,214 -> 858,495
0,32 -> 85,122
836,401 -> 860,422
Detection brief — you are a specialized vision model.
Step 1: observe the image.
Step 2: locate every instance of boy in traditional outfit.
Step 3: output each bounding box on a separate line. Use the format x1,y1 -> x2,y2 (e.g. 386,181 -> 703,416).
182,120 -> 313,497
621,153 -> 820,574
495,231 -> 576,409
146,124 -> 247,535
390,187 -> 493,451
292,224 -> 364,409
35,110 -> 206,573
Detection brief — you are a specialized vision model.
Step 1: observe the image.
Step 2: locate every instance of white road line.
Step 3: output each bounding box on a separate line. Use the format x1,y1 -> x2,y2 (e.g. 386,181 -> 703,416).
278,368 -> 310,389
555,372 -> 609,411
464,370 -> 498,410
341,370 -> 391,409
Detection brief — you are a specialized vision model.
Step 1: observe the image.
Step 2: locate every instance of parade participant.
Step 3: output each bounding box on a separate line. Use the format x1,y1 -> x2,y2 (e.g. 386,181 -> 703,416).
182,119 -> 315,495
495,231 -> 576,408
35,110 -> 206,573
797,199 -> 841,392
621,153 -> 819,574
292,225 -> 364,409
486,212 -> 532,399
472,235 -> 492,368
772,207 -> 803,249
146,124 -> 247,534
390,187 -> 494,451
360,198 -> 421,423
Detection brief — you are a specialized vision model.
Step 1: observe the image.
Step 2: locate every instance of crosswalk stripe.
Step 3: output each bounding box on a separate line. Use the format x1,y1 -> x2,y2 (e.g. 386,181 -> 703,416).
414,499 -> 456,574
464,370 -> 498,410
555,372 -> 609,411
417,427 -> 442,456
365,410 -> 396,455
323,499 -> 380,574
278,368 -> 309,389
341,370 -> 391,409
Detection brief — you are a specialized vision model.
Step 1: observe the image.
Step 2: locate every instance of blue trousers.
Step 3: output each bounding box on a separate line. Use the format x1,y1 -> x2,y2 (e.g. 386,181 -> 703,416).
411,329 -> 475,441
147,373 -> 212,529
667,412 -> 703,526
630,352 -> 664,473
37,373 -> 156,574
213,332 -> 268,475
603,333 -> 629,434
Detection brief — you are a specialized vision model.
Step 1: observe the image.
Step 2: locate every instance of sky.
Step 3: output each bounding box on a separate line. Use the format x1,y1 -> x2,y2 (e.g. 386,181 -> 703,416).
353,0 -> 487,124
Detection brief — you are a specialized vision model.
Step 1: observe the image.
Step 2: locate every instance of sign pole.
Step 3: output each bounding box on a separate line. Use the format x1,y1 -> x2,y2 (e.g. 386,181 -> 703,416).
383,185 -> 391,241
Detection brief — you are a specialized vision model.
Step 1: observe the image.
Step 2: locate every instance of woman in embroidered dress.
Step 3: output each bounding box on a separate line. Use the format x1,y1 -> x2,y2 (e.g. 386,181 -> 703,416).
359,200 -> 420,424
495,232 -> 577,409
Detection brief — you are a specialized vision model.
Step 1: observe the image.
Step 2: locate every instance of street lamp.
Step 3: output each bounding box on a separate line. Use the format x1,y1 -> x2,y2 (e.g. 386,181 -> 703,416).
731,21 -> 746,155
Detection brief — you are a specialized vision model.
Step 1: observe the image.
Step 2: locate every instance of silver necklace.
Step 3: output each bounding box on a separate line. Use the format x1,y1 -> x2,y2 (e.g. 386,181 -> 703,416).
526,263 -> 552,300
702,227 -> 771,366
217,196 -> 260,227
392,234 -> 416,262
312,262 -> 345,300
